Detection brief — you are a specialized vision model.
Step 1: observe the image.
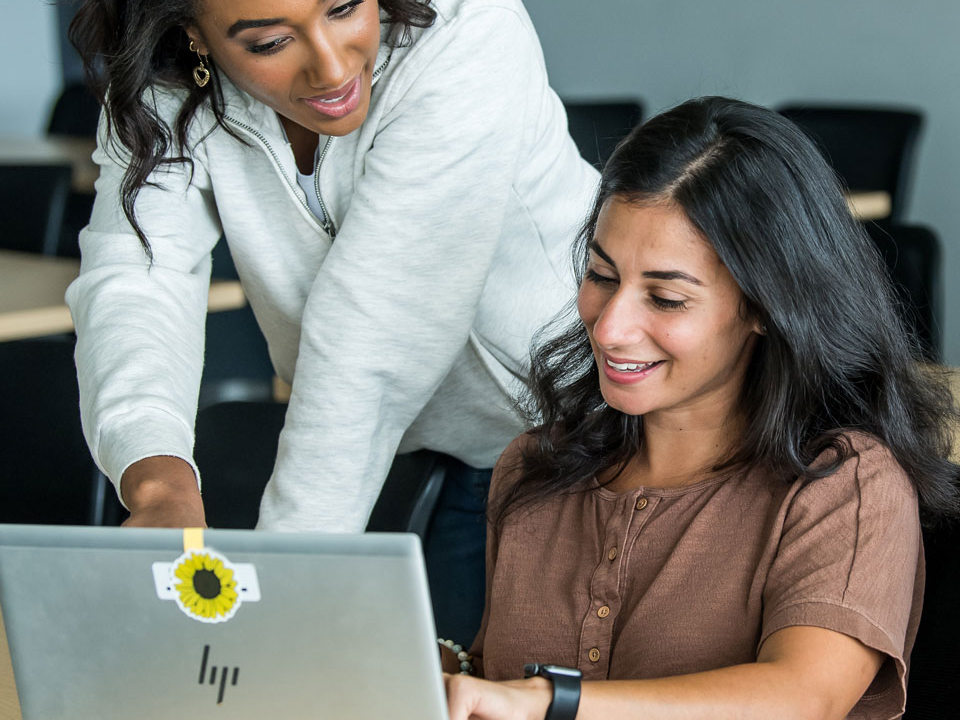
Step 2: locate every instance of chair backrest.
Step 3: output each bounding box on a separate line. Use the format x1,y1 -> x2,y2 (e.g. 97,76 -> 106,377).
46,83 -> 101,139
562,100 -> 643,169
193,401 -> 288,529
865,222 -> 942,361
903,518 -> 960,719
193,401 -> 446,536
197,238 -> 277,409
902,368 -> 960,718
366,451 -> 446,538
0,337 -> 103,525
0,164 -> 72,255
778,105 -> 923,222
44,84 -> 101,259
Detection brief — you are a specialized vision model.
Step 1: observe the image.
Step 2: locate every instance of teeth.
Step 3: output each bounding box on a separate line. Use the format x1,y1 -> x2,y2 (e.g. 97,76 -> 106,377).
606,359 -> 658,372
316,92 -> 348,104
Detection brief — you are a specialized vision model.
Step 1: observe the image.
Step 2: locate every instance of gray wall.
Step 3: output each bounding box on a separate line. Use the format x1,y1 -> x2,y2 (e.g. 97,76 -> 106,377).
525,0 -> 960,362
3,0 -> 958,360
0,0 -> 60,136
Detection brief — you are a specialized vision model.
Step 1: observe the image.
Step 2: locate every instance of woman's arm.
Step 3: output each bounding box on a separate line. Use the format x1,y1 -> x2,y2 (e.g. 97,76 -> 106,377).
445,625 -> 884,720
120,456 -> 206,527
66,99 -> 223,520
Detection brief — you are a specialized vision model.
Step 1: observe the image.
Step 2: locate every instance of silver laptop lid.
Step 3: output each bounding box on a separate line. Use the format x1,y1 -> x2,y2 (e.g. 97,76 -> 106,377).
0,525 -> 448,720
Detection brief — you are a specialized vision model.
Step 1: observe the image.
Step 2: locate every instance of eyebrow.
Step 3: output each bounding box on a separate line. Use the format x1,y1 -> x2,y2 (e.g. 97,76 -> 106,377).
588,240 -> 704,286
642,270 -> 704,286
227,18 -> 286,37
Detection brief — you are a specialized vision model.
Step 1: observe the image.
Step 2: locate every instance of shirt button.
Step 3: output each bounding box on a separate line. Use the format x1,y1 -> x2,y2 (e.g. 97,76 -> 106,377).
588,647 -> 601,663
607,547 -> 618,561
635,497 -> 648,510
597,605 -> 610,618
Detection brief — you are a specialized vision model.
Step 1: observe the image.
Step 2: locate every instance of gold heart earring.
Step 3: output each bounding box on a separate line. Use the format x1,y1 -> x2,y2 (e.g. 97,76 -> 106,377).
189,40 -> 211,88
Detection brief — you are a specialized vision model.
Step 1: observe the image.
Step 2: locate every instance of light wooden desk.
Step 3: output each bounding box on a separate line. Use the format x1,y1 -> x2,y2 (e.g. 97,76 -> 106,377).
0,250 -> 247,342
846,190 -> 891,221
0,605 -> 22,720
0,136 -> 99,194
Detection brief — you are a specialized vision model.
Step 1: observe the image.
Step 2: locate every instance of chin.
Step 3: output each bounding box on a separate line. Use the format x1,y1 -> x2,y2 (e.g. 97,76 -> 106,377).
599,389 -> 652,417
317,102 -> 370,137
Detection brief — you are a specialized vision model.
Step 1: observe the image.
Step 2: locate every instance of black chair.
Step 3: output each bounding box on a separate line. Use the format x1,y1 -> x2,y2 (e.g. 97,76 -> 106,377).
865,222 -> 942,361
778,105 -> 923,222
46,82 -> 101,139
193,401 -> 446,537
45,83 -> 101,258
197,237 -> 276,408
562,100 -> 643,169
0,336 -> 105,525
0,164 -> 72,255
903,519 -> 960,719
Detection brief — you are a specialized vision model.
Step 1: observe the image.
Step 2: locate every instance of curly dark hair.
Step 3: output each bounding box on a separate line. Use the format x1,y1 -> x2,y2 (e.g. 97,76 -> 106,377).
495,96 -> 960,525
69,0 -> 436,258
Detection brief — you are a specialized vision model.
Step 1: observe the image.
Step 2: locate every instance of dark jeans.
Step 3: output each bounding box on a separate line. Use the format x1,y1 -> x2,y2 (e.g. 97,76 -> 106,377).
423,458 -> 491,647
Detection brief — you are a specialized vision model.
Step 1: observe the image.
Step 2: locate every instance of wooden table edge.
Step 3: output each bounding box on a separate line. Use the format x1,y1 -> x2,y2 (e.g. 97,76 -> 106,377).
0,280 -> 246,342
0,604 -> 23,720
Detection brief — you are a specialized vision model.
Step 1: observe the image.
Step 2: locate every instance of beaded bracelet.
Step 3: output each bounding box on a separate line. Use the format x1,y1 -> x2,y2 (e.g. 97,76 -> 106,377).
438,637 -> 475,675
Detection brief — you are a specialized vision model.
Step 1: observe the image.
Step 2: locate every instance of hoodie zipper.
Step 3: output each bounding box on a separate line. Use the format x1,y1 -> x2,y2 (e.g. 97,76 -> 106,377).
222,54 -> 391,241
222,114 -> 328,235
313,135 -> 336,238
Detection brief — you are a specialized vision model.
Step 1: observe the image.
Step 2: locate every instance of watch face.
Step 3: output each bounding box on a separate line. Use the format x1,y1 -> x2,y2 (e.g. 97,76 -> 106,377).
542,665 -> 583,678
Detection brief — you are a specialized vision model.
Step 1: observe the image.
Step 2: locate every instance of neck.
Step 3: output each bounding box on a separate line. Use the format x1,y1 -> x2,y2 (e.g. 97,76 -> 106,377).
279,115 -> 320,174
604,404 -> 745,492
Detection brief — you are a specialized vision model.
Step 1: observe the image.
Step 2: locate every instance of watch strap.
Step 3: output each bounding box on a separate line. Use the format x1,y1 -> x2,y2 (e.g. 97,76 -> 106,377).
523,663 -> 582,720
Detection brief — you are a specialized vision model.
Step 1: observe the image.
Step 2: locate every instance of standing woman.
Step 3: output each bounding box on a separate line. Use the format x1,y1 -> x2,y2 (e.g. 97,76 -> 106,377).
66,0 -> 597,641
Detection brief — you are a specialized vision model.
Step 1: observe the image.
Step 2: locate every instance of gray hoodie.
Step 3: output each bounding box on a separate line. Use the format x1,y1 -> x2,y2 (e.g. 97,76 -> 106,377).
66,0 -> 599,532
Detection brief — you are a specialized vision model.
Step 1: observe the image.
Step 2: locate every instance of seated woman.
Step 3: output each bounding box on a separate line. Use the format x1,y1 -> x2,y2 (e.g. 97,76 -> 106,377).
442,97 -> 959,720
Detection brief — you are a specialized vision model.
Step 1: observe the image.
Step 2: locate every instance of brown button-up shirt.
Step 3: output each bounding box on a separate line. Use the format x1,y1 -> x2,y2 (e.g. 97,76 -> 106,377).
472,433 -> 923,720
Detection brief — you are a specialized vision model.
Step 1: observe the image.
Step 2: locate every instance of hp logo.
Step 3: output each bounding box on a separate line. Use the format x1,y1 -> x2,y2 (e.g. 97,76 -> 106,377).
197,645 -> 239,704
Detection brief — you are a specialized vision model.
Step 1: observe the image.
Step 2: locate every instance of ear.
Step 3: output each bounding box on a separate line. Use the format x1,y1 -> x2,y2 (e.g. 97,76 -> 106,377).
753,318 -> 767,335
184,26 -> 210,56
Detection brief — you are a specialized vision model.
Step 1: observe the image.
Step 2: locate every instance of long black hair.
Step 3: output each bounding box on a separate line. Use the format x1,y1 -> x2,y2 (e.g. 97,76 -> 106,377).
69,0 -> 436,257
497,96 -> 959,523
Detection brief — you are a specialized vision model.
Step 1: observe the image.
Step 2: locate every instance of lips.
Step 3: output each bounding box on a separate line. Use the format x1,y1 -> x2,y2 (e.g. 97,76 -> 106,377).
600,355 -> 664,385
302,76 -> 362,119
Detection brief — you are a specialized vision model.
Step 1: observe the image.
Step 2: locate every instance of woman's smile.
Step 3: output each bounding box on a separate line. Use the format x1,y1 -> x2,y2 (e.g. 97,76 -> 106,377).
302,75 -> 363,118
601,356 -> 665,384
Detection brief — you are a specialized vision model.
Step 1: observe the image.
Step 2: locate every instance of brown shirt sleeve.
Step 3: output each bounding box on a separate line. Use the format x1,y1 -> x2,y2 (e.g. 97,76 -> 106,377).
761,435 -> 924,720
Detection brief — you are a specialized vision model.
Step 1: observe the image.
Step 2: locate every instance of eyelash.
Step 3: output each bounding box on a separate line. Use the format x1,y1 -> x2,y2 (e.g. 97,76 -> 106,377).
247,0 -> 365,54
584,269 -> 687,311
584,268 -> 617,286
249,38 -> 288,55
332,0 -> 365,18
651,296 -> 687,311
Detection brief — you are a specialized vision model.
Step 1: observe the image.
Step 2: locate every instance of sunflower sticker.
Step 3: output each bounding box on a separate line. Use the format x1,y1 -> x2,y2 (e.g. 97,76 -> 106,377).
153,545 -> 261,623
173,550 -> 240,622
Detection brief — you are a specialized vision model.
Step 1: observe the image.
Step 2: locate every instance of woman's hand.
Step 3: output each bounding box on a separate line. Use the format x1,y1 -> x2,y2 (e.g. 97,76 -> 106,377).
444,674 -> 551,720
120,456 -> 207,528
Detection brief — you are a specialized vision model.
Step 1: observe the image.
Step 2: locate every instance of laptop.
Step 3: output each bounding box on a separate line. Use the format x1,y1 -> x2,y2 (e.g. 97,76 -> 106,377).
0,524 -> 449,720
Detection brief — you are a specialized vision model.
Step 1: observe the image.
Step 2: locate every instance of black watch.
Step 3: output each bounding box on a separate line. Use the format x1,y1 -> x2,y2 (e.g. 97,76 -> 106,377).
523,663 -> 582,720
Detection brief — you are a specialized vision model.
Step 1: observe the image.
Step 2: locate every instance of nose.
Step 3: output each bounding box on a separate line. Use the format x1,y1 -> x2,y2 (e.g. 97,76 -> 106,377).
303,27 -> 350,90
590,288 -> 648,351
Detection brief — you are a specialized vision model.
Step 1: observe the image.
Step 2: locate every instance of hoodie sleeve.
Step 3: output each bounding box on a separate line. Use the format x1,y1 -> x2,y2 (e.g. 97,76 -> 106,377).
257,3 -> 547,531
65,104 -> 223,499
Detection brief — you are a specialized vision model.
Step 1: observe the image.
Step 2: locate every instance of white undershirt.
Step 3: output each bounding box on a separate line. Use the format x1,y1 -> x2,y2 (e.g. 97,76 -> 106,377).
295,145 -> 327,223
280,119 -> 327,222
